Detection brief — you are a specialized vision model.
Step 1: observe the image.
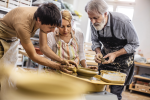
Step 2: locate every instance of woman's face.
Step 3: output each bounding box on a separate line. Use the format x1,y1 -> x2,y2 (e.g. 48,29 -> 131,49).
59,19 -> 71,36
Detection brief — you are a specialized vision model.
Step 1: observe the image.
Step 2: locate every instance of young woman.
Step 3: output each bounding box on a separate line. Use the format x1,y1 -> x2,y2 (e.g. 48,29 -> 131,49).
45,10 -> 88,69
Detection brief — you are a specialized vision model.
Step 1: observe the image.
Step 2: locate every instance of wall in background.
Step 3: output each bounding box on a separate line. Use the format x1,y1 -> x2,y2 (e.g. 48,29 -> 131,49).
132,0 -> 150,58
63,0 -> 90,40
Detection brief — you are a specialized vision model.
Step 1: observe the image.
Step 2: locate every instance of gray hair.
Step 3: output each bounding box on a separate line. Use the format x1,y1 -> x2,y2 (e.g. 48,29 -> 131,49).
85,0 -> 108,15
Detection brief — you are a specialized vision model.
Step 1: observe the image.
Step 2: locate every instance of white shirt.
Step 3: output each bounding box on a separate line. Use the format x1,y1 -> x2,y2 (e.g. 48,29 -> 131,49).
46,29 -> 86,61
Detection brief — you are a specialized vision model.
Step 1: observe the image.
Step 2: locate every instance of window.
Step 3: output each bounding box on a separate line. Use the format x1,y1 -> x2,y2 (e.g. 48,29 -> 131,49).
106,0 -> 135,2
108,5 -> 113,12
107,0 -> 135,20
118,0 -> 135,2
116,6 -> 134,20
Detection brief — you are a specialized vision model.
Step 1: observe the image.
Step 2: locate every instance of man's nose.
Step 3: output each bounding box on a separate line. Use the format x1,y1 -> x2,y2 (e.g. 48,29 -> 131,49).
91,19 -> 96,24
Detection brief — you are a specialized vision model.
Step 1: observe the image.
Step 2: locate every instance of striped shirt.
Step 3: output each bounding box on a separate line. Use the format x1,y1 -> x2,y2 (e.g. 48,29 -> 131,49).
45,29 -> 85,61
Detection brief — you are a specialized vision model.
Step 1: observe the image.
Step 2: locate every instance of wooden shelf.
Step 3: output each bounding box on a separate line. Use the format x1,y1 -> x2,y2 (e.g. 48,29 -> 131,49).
129,87 -> 150,94
134,75 -> 150,81
19,50 -> 29,57
135,62 -> 150,68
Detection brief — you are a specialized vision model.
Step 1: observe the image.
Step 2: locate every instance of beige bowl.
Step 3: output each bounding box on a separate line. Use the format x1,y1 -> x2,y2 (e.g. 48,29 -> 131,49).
77,67 -> 98,77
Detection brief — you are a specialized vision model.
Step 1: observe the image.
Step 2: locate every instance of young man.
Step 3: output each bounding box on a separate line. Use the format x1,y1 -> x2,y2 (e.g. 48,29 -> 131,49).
0,3 -> 77,72
85,0 -> 139,100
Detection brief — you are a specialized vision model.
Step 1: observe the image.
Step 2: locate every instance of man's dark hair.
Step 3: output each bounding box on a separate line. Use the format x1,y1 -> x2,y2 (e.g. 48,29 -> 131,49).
34,3 -> 62,27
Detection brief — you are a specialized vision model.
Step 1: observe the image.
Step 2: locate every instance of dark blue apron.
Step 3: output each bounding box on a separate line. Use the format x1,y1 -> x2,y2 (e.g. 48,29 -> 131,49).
98,13 -> 134,85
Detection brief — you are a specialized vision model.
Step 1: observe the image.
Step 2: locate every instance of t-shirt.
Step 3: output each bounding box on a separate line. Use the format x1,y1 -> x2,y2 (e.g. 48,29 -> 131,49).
0,7 -> 38,43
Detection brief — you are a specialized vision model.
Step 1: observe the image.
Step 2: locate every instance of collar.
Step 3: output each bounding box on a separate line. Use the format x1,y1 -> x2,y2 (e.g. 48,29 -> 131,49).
106,12 -> 110,26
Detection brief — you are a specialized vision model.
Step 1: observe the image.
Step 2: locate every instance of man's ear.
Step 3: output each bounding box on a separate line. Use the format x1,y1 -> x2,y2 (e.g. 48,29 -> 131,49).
104,12 -> 107,17
37,17 -> 41,24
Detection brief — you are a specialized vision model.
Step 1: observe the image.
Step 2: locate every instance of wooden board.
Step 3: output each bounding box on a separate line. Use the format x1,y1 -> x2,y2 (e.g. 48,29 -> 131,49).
19,50 -> 28,57
61,72 -> 124,86
129,88 -> 150,94
134,75 -> 150,81
135,62 -> 150,68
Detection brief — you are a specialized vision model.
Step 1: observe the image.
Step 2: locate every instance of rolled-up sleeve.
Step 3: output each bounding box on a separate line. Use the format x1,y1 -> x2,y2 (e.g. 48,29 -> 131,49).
123,21 -> 139,53
90,23 -> 102,51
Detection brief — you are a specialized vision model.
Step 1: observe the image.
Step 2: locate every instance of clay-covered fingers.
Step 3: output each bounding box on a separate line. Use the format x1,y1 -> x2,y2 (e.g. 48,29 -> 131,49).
61,60 -> 70,66
60,64 -> 69,69
95,58 -> 102,63
61,68 -> 73,74
103,59 -> 114,64
67,60 -> 78,68
102,53 -> 115,64
95,53 -> 103,61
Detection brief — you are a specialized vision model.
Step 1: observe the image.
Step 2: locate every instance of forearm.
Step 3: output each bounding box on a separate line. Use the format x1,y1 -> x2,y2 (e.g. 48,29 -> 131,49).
113,48 -> 127,57
80,60 -> 87,68
30,54 -> 61,69
39,31 -> 63,63
95,47 -> 102,54
40,45 -> 63,63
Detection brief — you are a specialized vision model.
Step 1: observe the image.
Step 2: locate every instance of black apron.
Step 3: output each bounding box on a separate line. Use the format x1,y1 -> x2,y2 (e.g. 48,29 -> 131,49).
98,13 -> 134,85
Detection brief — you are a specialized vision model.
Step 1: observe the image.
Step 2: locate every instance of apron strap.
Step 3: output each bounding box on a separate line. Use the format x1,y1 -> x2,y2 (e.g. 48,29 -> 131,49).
109,13 -> 115,38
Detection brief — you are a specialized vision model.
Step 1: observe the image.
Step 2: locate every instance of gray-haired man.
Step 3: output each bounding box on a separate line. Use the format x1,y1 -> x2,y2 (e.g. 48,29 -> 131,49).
85,0 -> 139,100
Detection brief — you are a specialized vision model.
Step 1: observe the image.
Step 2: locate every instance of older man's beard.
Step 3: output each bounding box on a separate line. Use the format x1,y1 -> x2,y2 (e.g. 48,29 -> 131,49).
93,18 -> 105,31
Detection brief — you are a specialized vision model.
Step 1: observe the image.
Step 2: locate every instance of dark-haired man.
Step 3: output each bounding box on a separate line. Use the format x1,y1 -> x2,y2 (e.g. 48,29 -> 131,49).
0,3 -> 77,72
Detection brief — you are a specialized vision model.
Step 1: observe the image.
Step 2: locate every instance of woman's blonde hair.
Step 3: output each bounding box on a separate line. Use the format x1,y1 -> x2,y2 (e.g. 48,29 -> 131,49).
61,9 -> 73,25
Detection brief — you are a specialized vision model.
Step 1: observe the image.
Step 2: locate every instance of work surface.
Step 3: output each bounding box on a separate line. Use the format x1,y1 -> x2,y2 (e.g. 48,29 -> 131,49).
1,88 -> 117,100
134,62 -> 150,68
1,67 -> 119,100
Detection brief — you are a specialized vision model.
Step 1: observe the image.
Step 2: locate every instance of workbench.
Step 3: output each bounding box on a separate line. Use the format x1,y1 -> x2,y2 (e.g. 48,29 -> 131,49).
18,50 -> 119,100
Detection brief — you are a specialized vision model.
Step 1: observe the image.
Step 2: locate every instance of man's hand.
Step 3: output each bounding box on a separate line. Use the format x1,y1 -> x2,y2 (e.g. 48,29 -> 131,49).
60,60 -> 78,68
94,53 -> 103,63
59,65 -> 73,74
103,53 -> 117,64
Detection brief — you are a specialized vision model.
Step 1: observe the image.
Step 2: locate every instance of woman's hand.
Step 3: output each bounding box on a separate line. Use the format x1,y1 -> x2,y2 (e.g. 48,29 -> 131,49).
59,65 -> 73,74
60,60 -> 78,68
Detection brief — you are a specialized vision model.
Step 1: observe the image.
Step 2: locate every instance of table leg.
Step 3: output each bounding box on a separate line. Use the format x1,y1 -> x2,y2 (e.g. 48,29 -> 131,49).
106,85 -> 110,92
26,58 -> 32,68
38,64 -> 43,73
